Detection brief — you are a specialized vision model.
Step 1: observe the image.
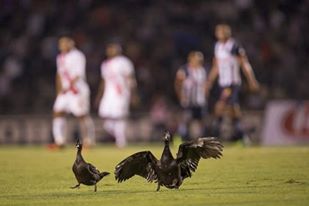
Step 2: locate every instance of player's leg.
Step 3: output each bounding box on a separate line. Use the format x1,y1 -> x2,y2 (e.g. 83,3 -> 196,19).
212,103 -> 224,137
178,108 -> 191,141
230,104 -> 244,141
113,99 -> 130,148
98,96 -> 116,140
212,87 -> 230,137
52,94 -> 68,147
228,85 -> 245,141
52,112 -> 67,147
77,115 -> 95,147
114,119 -> 127,148
188,106 -> 204,138
99,95 -> 128,147
103,118 -> 115,137
72,92 -> 95,147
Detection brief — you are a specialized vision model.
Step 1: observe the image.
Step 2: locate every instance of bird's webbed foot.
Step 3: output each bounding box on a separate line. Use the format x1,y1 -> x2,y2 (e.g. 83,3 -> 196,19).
70,184 -> 80,189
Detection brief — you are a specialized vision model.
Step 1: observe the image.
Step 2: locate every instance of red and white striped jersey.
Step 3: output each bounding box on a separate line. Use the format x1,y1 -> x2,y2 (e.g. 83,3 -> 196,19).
100,55 -> 134,100
56,49 -> 88,93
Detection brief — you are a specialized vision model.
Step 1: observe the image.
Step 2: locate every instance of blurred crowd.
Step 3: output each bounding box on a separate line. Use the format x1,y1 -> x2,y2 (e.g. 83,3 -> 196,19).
0,0 -> 308,115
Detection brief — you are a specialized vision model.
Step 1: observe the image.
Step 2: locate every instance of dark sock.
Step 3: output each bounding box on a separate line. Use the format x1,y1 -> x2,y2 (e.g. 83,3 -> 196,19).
231,118 -> 244,141
212,117 -> 223,137
178,123 -> 190,141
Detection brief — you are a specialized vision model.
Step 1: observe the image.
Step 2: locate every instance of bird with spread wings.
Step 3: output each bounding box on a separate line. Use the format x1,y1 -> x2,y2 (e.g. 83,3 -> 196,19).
115,132 -> 223,191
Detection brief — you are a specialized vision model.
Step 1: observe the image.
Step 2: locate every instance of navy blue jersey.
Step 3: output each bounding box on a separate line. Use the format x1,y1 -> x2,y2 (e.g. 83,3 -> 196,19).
177,64 -> 207,107
214,38 -> 245,87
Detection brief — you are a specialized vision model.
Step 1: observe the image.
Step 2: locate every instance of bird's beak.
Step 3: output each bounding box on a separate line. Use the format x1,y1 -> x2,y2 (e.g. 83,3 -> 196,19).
164,131 -> 171,141
76,138 -> 80,146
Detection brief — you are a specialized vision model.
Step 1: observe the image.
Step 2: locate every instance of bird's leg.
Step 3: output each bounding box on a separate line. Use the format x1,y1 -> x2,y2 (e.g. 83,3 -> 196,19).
70,183 -> 80,189
94,184 -> 97,192
156,183 -> 160,192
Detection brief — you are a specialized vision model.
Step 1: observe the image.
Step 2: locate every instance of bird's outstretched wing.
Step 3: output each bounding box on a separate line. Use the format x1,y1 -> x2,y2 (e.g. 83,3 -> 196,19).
176,137 -> 223,179
115,151 -> 158,183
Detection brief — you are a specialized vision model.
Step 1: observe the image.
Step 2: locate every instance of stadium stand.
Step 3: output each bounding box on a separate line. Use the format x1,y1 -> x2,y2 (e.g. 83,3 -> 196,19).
0,0 -> 308,115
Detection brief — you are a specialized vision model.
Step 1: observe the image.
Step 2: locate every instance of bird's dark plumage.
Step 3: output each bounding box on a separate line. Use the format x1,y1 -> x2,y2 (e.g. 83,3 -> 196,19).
115,151 -> 158,183
176,137 -> 223,179
71,140 -> 110,192
115,132 -> 223,191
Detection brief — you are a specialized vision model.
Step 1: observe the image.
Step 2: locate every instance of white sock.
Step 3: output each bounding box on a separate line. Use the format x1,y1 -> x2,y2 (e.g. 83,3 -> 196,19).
103,119 -> 115,136
114,120 -> 127,148
52,117 -> 67,145
80,116 -> 95,146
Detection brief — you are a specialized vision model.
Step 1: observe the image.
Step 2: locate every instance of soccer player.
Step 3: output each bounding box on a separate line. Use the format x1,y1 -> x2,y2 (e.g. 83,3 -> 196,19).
96,42 -> 136,148
175,51 -> 207,140
51,35 -> 95,149
206,24 -> 259,142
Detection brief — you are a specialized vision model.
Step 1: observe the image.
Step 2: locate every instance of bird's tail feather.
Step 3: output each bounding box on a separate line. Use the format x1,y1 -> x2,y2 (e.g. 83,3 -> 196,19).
99,171 -> 110,178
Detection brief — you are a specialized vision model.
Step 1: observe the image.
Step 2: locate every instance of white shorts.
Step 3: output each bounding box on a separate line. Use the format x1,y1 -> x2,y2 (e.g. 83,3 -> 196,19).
53,90 -> 90,117
99,96 -> 129,119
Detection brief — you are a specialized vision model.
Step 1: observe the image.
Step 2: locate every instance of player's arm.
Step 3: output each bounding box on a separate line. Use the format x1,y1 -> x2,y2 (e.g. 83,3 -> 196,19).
174,68 -> 185,101
127,72 -> 137,91
70,76 -> 81,85
128,71 -> 140,107
56,73 -> 62,95
126,59 -> 137,92
123,59 -> 139,107
66,74 -> 81,94
238,52 -> 259,91
205,58 -> 219,96
94,79 -> 105,109
95,61 -> 107,109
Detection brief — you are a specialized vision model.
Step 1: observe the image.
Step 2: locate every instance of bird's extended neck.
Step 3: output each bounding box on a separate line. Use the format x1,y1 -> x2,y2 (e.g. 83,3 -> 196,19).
76,148 -> 85,162
161,141 -> 174,162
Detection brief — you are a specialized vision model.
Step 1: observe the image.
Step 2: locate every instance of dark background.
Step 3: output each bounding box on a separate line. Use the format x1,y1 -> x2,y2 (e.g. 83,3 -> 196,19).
0,0 -> 308,115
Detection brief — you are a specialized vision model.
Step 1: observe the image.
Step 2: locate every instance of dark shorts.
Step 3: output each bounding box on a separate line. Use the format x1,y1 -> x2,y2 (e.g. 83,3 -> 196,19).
219,84 -> 240,105
185,106 -> 204,120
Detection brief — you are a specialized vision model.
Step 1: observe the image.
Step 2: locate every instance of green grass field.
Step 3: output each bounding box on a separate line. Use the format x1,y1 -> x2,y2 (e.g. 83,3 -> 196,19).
0,144 -> 308,206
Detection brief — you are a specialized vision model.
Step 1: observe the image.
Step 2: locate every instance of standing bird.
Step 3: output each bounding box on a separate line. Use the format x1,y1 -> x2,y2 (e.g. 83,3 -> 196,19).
115,132 -> 223,191
71,140 -> 110,192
